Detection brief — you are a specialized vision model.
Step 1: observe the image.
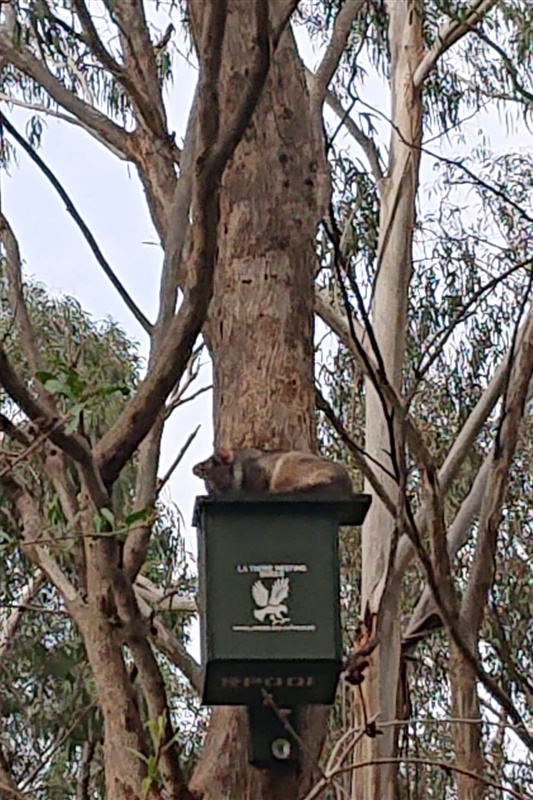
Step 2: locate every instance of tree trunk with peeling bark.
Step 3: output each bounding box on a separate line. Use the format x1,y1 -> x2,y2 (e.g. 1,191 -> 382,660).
188,4 -> 328,798
449,645 -> 486,800
353,1 -> 423,797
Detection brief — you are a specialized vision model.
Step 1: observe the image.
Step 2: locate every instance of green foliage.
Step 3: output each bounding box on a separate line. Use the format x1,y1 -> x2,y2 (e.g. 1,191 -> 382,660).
0,280 -> 199,798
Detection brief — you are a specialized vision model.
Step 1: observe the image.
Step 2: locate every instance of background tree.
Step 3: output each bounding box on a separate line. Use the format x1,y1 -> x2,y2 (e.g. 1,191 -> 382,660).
0,1 -> 532,799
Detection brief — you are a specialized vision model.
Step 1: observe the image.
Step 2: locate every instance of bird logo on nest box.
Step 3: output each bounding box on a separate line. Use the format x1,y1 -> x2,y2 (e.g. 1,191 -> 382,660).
252,578 -> 290,625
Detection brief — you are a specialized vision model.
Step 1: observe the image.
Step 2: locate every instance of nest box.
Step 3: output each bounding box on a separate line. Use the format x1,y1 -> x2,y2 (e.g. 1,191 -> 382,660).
193,493 -> 371,709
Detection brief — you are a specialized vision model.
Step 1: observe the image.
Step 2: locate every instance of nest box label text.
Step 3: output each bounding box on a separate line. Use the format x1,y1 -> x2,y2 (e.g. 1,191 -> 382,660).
231,562 -> 316,633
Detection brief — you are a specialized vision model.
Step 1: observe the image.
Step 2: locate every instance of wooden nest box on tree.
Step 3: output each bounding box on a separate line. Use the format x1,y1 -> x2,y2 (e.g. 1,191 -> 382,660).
193,492 -> 371,768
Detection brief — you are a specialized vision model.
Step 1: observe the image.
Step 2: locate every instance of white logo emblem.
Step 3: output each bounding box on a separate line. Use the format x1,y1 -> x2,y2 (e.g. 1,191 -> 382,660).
231,563 -> 316,632
252,578 -> 290,625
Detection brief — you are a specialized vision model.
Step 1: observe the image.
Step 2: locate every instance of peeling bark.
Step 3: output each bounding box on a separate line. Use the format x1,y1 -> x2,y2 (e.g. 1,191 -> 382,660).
449,646 -> 485,800
353,0 -> 424,796
188,2 -> 329,797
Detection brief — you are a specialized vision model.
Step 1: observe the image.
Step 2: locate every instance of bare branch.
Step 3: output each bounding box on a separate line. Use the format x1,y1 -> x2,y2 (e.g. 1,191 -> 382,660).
157,86 -> 198,327
461,296 -> 533,641
135,575 -> 196,613
413,0 -> 499,88
156,424 -> 200,496
0,111 -> 152,334
315,282 -> 433,475
315,285 -> 366,342
402,456 -> 490,647
310,0 -> 366,112
316,388 -> 397,514
123,418 -> 163,580
165,383 -> 211,415
322,84 -> 384,184
135,588 -> 202,694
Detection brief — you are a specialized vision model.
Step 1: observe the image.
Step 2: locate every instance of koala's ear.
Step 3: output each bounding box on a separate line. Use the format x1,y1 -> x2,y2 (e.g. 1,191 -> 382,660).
216,447 -> 233,465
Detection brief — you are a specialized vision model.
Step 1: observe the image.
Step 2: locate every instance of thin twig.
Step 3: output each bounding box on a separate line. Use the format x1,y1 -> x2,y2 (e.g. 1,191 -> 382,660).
0,111 -> 152,333
316,388 -> 397,513
156,424 -> 200,496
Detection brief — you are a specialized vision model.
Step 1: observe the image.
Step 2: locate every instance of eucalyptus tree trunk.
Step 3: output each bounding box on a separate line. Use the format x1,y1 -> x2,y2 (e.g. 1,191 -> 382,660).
353,1 -> 423,797
449,645 -> 485,800
188,3 -> 328,798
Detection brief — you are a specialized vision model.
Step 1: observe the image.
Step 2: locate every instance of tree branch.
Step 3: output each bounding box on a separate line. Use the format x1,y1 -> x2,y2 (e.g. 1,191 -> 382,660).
0,345 -> 110,509
0,28 -> 132,158
76,740 -> 96,800
112,567 -> 193,800
401,493 -> 533,754
0,472 -> 81,610
0,413 -> 31,447
156,424 -> 200,496
310,0 -> 366,111
315,282 -> 433,476
0,212 -> 41,374
104,0 -> 169,142
461,289 -> 533,642
316,388 -> 397,514
401,372 -> 533,647
402,456 -> 490,647
0,111 -> 152,334
413,0 -> 499,88
135,588 -> 202,694
0,94 -> 129,159
322,83 -> 383,184
473,26 -> 533,105
135,575 -> 196,613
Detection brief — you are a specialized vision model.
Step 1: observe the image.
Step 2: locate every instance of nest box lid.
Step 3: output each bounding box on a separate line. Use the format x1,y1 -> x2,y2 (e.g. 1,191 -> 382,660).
192,492 -> 372,527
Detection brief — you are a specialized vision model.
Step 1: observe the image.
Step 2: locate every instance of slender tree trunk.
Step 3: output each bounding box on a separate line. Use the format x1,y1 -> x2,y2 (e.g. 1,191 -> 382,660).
78,608 -> 154,800
353,1 -> 423,797
188,2 -> 329,798
449,645 -> 485,800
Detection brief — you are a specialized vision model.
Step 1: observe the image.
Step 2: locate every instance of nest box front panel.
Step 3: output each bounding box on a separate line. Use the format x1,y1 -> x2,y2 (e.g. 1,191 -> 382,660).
199,502 -> 342,663
194,495 -> 371,706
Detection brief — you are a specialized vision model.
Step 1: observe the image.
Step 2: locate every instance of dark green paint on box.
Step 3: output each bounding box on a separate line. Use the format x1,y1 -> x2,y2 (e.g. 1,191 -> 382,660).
193,493 -> 371,707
